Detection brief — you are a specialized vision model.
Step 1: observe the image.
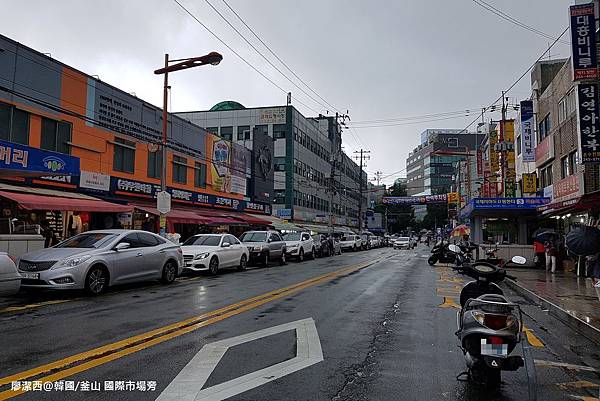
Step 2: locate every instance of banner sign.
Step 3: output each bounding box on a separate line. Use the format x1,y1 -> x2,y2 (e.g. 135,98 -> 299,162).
382,194 -> 447,205
553,174 -> 580,201
570,3 -> 598,80
522,173 -> 537,194
476,149 -> 483,175
489,129 -> 499,172
109,177 -> 271,215
577,83 -> 600,162
520,100 -> 535,162
447,192 -> 459,204
472,197 -> 550,209
0,139 -> 80,176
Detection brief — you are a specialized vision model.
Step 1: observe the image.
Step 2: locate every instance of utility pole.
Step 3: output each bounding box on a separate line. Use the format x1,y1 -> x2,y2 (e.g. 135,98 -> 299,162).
353,149 -> 370,232
374,170 -> 382,186
500,91 -> 507,197
328,112 -> 350,236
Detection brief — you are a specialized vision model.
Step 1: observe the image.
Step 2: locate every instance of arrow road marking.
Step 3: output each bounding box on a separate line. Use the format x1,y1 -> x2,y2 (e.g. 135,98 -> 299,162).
156,318 -> 323,401
535,360 -> 598,372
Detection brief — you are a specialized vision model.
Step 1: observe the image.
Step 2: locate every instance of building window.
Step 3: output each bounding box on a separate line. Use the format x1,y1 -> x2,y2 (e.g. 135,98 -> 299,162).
113,137 -> 135,173
273,124 -> 286,139
206,127 -> 218,135
194,161 -> 206,188
569,151 -> 578,175
447,137 -> 458,147
0,102 -> 29,145
173,155 -> 187,184
538,114 -> 551,141
558,97 -> 567,124
254,125 -> 268,137
274,157 -> 286,171
41,118 -> 72,154
221,126 -> 233,141
274,189 -> 285,204
516,135 -> 522,156
561,156 -> 569,179
147,150 -> 162,179
237,125 -> 250,140
540,165 -> 553,187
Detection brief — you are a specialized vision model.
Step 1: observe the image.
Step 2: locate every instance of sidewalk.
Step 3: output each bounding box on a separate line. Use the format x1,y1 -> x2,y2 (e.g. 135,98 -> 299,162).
505,268 -> 600,344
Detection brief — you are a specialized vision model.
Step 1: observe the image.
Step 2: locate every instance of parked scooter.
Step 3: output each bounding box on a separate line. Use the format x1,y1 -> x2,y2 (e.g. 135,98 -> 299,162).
449,244 -> 527,388
427,240 -> 457,265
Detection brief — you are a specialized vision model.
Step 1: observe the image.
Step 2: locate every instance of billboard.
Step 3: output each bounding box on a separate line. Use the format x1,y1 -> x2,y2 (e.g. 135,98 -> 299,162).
520,101 -> 535,162
577,83 -> 600,163
570,3 -> 598,80
252,129 -> 274,203
231,142 -> 250,196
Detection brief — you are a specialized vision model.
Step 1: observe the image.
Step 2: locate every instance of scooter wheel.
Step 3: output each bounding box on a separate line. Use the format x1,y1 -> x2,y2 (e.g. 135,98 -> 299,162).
485,369 -> 501,389
428,255 -> 437,266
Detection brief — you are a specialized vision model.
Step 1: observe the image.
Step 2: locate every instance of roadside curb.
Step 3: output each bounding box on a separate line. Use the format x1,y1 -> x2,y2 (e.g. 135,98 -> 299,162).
505,279 -> 600,345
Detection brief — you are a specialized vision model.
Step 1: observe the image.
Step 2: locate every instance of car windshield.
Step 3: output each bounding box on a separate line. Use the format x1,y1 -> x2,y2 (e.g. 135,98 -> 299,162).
183,235 -> 221,246
399,237 -> 410,241
55,233 -> 117,249
341,236 -> 353,241
240,232 -> 267,242
283,233 -> 302,241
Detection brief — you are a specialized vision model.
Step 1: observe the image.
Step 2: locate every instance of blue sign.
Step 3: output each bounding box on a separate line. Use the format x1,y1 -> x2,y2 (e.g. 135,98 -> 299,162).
0,139 -> 80,176
276,208 -> 292,219
570,3 -> 598,80
472,197 -> 550,209
109,177 -> 272,215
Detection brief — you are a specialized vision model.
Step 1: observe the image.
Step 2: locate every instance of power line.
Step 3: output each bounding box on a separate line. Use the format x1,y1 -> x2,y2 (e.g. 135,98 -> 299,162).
472,0 -> 570,45
347,113 -> 480,129
349,107 -> 485,125
220,0 -> 340,113
171,0 -> 319,115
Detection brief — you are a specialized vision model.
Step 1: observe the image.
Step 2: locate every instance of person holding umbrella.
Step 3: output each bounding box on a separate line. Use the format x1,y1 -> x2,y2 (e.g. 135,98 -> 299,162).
567,225 -> 600,301
544,237 -> 557,273
585,253 -> 600,302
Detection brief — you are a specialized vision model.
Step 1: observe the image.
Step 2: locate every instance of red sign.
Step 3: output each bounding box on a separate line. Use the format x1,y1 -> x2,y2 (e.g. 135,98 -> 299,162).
476,149 -> 483,175
535,135 -> 553,165
553,175 -> 580,201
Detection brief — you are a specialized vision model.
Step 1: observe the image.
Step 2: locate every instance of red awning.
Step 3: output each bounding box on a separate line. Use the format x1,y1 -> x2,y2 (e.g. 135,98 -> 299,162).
194,208 -> 246,226
234,212 -> 271,226
131,203 -> 211,225
0,190 -> 132,212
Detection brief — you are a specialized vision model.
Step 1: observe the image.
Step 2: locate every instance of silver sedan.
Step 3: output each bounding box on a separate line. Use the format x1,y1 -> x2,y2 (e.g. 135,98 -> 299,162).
17,229 -> 183,295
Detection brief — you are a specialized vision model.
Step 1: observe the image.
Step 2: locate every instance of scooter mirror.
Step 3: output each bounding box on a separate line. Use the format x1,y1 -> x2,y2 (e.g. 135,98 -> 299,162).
511,255 -> 526,265
448,244 -> 461,253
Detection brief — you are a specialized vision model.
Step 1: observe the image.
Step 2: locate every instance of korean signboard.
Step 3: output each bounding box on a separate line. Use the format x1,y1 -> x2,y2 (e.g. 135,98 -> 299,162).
382,194 -> 447,205
472,197 -> 550,209
520,100 -> 535,162
0,139 -> 80,176
577,83 -> 600,162
259,107 -> 286,124
476,149 -> 483,175
570,3 -> 598,81
447,192 -> 459,204
522,173 -> 537,194
489,129 -> 499,172
553,174 -> 580,201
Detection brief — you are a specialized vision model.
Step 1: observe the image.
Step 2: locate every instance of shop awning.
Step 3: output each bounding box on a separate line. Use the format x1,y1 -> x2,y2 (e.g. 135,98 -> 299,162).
233,212 -> 271,226
0,190 -> 131,212
131,204 -> 211,225
247,213 -> 302,231
194,208 -> 246,226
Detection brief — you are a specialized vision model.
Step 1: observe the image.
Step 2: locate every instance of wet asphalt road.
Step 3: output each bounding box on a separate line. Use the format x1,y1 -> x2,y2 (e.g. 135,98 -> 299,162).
0,245 -> 599,401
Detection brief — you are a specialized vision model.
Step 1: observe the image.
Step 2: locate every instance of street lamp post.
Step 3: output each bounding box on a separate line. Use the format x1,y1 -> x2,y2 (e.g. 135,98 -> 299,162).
154,52 -> 223,234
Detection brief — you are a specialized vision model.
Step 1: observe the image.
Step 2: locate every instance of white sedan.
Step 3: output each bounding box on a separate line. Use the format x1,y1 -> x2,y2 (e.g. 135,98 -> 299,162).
393,237 -> 412,249
181,234 -> 249,275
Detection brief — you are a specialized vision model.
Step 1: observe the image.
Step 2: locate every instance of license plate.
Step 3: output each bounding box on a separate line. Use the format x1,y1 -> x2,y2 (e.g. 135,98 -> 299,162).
21,272 -> 40,279
481,339 -> 508,356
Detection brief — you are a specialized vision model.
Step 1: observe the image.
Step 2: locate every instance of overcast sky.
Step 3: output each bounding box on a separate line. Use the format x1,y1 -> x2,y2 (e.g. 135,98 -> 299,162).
3,0 -> 572,186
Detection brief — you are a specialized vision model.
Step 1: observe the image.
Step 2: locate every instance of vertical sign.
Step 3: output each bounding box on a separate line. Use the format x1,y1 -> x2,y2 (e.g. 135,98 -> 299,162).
522,172 -> 537,194
570,3 -> 598,81
489,129 -> 499,173
578,83 -> 600,163
476,149 -> 483,175
520,100 -> 535,162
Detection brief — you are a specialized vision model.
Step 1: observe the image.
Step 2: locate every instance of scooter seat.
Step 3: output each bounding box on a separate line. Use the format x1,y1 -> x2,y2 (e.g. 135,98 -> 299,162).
476,294 -> 508,303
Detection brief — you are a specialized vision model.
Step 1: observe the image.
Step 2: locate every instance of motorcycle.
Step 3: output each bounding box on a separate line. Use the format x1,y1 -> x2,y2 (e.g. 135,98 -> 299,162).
448,244 -> 527,388
427,240 -> 457,265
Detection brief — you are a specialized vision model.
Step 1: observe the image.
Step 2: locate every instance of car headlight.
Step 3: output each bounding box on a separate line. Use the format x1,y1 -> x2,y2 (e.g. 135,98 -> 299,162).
253,246 -> 264,251
288,244 -> 298,249
54,254 -> 93,269
194,253 -> 210,260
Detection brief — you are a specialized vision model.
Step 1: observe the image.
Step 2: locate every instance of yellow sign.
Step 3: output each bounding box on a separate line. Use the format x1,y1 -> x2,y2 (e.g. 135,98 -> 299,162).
503,120 -> 515,142
489,130 -> 499,172
447,192 -> 459,204
522,173 -> 537,193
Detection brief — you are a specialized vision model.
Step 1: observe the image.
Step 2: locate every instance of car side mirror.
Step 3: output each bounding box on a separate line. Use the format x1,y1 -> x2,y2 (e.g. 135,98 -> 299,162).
511,255 -> 526,265
221,242 -> 231,248
115,242 -> 130,251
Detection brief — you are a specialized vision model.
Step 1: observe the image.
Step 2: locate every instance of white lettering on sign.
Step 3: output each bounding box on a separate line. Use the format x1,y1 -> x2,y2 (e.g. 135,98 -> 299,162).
117,179 -> 152,194
171,189 -> 192,201
79,171 -> 110,191
259,107 -> 286,124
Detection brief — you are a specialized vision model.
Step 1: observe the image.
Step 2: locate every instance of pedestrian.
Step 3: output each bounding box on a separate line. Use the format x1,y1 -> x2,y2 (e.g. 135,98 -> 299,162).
40,220 -> 58,248
586,253 -> 600,302
544,238 -> 557,273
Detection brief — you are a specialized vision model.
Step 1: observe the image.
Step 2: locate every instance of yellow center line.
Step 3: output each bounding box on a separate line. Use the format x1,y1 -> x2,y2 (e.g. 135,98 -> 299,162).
0,258 -> 383,399
0,299 -> 73,313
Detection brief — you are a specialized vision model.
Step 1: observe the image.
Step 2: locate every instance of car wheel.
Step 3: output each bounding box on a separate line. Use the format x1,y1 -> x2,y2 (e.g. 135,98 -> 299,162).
263,252 -> 270,268
209,257 -> 219,276
161,260 -> 178,284
309,247 -> 315,260
298,248 -> 304,262
353,245 -> 357,252
279,252 -> 287,265
238,254 -> 248,271
85,265 -> 108,295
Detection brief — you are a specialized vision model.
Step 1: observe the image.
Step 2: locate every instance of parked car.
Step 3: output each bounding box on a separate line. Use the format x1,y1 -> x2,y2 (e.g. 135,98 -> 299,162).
239,230 -> 287,267
339,234 -> 362,252
17,230 -> 183,295
312,234 -> 333,257
181,234 -> 249,275
393,236 -> 411,250
282,231 -> 315,262
0,253 -> 20,296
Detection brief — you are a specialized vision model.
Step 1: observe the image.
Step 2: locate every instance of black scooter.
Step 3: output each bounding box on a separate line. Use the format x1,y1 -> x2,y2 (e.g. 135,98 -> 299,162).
449,244 -> 527,388
428,240 -> 456,265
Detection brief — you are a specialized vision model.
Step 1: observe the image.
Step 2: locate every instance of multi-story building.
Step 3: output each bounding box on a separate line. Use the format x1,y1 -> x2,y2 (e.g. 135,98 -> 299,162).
176,105 -> 367,229
0,34 -> 273,244
420,128 -> 465,145
406,131 -> 485,220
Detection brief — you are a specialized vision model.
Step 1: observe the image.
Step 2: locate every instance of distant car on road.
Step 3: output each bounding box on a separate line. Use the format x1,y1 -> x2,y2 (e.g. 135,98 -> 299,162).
240,230 -> 287,267
339,234 -> 362,252
17,230 -> 183,295
181,234 -> 249,275
283,231 -> 315,262
393,237 -> 412,250
0,253 -> 20,296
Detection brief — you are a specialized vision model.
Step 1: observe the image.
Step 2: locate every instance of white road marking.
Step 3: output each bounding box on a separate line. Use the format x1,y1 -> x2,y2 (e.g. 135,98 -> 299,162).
156,318 -> 323,401
534,359 -> 598,372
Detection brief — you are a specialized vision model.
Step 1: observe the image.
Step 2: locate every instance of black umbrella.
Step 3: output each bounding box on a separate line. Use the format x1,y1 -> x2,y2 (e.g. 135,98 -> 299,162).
534,230 -> 558,243
566,226 -> 600,256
